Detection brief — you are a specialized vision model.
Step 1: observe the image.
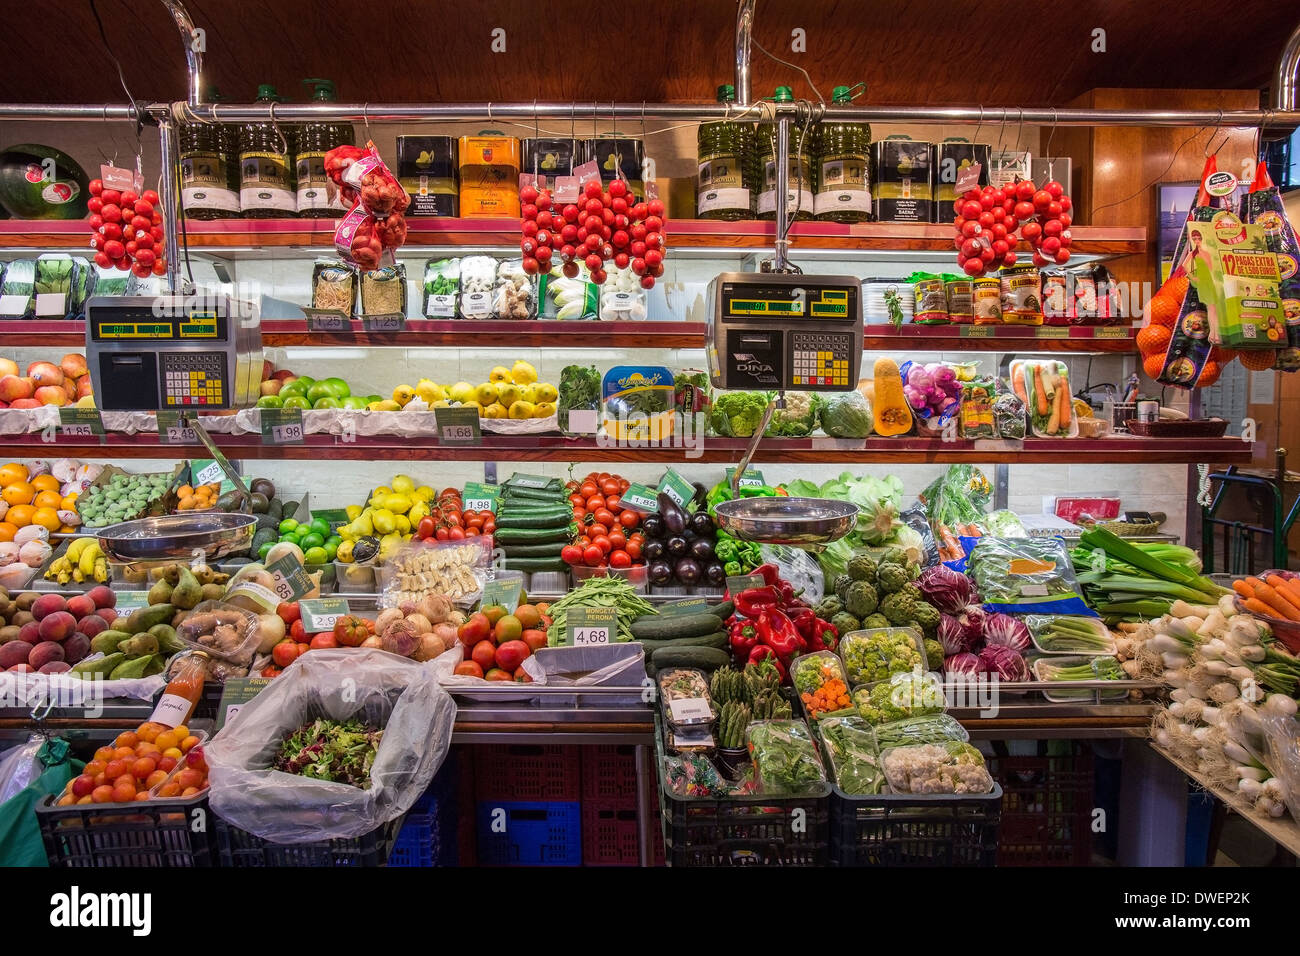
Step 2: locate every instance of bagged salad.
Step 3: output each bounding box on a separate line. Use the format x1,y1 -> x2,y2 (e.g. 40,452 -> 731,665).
421,258 -> 459,318
599,266 -> 648,320
818,716 -> 884,794
1009,359 -> 1076,437
966,536 -> 1094,616
0,259 -> 35,318
872,713 -> 969,749
745,719 -> 827,796
542,263 -> 598,320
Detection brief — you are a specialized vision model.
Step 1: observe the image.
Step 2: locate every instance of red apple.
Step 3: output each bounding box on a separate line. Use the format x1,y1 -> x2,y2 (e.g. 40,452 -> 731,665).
34,386 -> 68,407
0,375 -> 32,402
26,362 -> 63,387
60,353 -> 88,379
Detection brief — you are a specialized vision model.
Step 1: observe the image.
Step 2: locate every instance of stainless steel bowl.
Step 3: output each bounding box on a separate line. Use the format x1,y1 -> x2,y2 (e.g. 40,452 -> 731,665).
713,497 -> 858,549
96,513 -> 258,561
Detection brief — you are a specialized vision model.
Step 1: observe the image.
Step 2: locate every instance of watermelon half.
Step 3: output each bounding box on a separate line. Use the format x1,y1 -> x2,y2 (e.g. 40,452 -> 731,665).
0,144 -> 90,219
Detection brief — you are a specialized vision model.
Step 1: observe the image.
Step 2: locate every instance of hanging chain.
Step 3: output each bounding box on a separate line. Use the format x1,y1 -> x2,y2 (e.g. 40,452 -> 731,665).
1196,463 -> 1214,508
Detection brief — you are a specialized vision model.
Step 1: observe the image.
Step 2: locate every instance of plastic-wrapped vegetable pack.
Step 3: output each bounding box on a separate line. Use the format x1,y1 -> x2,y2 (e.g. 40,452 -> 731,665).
599,266 -> 648,320
839,627 -> 925,686
881,740 -> 994,794
852,670 -> 946,724
543,263 -> 598,320
818,716 -> 884,794
422,258 -> 459,317
745,719 -> 828,795
967,536 -> 1095,615
872,713 -> 969,750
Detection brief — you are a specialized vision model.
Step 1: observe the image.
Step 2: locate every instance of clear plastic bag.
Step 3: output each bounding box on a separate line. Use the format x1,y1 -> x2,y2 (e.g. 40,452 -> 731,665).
359,263 -> 407,316
839,627 -> 926,686
818,716 -> 884,795
852,670 -> 946,724
542,264 -> 598,320
0,735 -> 45,805
872,713 -> 969,750
311,259 -> 356,313
745,719 -> 827,796
378,536 -> 492,608
599,266 -> 648,320
992,389 -> 1027,439
421,257 -> 460,318
206,648 -> 455,844
881,740 -> 994,794
760,544 -> 824,603
967,536 -> 1094,616
176,601 -> 262,671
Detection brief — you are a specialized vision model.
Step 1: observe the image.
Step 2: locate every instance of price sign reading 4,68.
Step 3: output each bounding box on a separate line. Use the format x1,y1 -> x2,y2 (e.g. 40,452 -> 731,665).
260,407 -> 304,445
566,606 -> 618,646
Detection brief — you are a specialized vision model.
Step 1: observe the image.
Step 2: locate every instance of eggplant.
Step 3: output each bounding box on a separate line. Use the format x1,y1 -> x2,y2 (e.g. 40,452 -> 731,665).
666,534 -> 689,557
643,538 -> 666,562
689,538 -> 715,563
691,481 -> 709,509
689,510 -> 715,537
675,557 -> 702,586
648,560 -> 674,585
704,561 -> 726,585
641,514 -> 664,539
657,492 -> 688,535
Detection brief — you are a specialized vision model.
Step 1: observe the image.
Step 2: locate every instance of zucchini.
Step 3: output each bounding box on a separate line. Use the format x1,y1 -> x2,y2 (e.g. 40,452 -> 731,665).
634,631 -> 728,654
496,503 -> 573,517
500,542 -> 566,558
630,611 -> 726,641
501,487 -> 569,504
708,600 -> 734,619
492,526 -> 572,545
502,557 -> 570,573
650,646 -> 731,671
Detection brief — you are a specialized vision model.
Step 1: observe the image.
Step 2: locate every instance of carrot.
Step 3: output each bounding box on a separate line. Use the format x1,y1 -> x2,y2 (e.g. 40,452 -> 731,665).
1031,363 -> 1049,415
1047,385 -> 1063,434
1012,365 -> 1029,405
1265,574 -> 1300,614
1278,576 -> 1300,605
1253,583 -> 1300,621
1245,597 -> 1288,621
1245,576 -> 1268,594
1058,377 -> 1072,426
1233,579 -> 1257,600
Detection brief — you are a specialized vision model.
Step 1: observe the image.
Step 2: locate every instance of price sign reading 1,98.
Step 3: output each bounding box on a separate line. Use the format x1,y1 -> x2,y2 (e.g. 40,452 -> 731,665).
566,606 -> 618,647
261,408 -> 304,445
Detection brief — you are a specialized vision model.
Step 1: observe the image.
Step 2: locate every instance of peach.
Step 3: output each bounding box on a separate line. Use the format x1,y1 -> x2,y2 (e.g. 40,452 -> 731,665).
17,621 -> 40,644
0,375 -> 33,402
34,386 -> 67,407
0,358 -> 16,378
260,379 -> 282,397
75,615 -> 107,638
60,353 -> 88,379
7,663 -> 31,673
28,641 -> 64,670
87,585 -> 115,610
38,611 -> 76,643
0,641 -> 31,668
66,594 -> 95,619
0,401 -> 8,409
9,398 -> 40,409
62,632 -> 90,664
26,362 -> 63,387
30,594 -> 66,620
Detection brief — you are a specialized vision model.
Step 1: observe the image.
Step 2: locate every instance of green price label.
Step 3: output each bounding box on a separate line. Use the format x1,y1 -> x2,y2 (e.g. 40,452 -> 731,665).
265,553 -> 313,602
157,410 -> 196,444
58,407 -> 105,441
1034,326 -> 1070,339
113,590 -> 150,611
260,407 -> 304,445
658,597 -> 710,616
462,482 -> 499,513
509,474 -> 554,490
621,482 -> 659,514
215,677 -> 273,731
311,508 -> 351,532
299,597 -> 350,632
480,575 -> 523,613
726,573 -> 765,596
189,458 -> 226,487
959,325 -> 995,338
725,467 -> 766,488
565,605 -> 619,646
434,405 -> 481,446
657,469 -> 695,509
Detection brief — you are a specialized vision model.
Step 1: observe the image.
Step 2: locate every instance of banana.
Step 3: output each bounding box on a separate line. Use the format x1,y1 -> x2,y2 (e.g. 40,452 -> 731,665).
67,538 -> 92,564
92,557 -> 107,583
71,567 -> 83,584
77,541 -> 102,577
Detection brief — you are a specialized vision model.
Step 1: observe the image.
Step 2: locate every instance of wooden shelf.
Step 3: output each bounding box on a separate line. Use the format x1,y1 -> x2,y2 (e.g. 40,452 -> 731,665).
0,217 -> 1148,256
0,432 -> 1253,464
0,318 -> 1139,353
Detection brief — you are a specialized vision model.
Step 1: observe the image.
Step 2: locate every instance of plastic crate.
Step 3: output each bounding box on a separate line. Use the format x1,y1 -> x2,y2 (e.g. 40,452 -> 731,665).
986,742 -> 1095,866
582,799 -> 640,865
476,800 -> 582,866
38,792 -> 215,868
829,785 -> 1002,866
581,744 -> 638,804
214,814 -> 404,867
454,746 -> 477,866
388,764 -> 458,867
475,744 -> 580,802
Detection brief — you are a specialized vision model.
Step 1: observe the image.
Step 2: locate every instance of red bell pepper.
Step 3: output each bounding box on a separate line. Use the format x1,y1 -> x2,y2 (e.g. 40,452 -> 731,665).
729,619 -> 759,663
747,645 -> 787,683
754,563 -> 781,587
734,586 -> 779,618
811,619 -> 839,653
757,608 -> 805,664
791,607 -> 819,640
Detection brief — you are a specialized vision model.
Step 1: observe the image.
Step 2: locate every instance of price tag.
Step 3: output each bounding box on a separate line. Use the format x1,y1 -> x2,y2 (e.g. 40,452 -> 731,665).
724,467 -> 766,488
657,469 -> 695,509
299,597 -> 350,632
480,575 -> 523,613
0,294 -> 29,317
157,410 -> 197,445
726,573 -> 765,596
509,474 -> 553,490
34,292 -> 68,318
304,309 -> 352,333
189,458 -> 226,487
434,405 -> 482,446
553,175 -> 580,203
959,325 -> 996,338
620,482 -> 659,514
1093,326 -> 1132,339
463,481 -> 499,514
58,407 -> 104,442
113,590 -> 150,611
954,161 -> 983,194
260,407 -> 304,445
565,408 -> 600,434
311,508 -> 351,532
658,597 -> 710,616
573,160 -> 601,187
668,698 -> 713,723
214,677 -> 272,731
361,312 -> 406,333
265,553 -> 313,602
566,605 -> 618,646
100,163 -> 143,193
1034,326 -> 1070,339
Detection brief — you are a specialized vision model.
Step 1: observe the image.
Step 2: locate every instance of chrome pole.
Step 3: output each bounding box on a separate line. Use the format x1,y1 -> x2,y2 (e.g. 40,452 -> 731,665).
735,0 -> 756,108
160,0 -> 204,107
774,114 -> 791,272
157,115 -> 184,294
0,104 -> 140,121
1276,20 -> 1300,113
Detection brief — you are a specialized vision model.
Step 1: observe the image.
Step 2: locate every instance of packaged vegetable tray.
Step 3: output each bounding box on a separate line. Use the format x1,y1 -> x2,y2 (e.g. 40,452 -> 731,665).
966,536 -> 1094,616
852,670 -> 946,725
1025,614 -> 1116,656
871,713 -> 969,750
1008,359 -> 1077,438
1032,655 -> 1127,702
421,257 -> 459,318
745,719 -> 828,796
838,627 -> 927,686
818,716 -> 884,795
880,740 -> 994,795
659,667 -> 715,728
791,650 -> 852,720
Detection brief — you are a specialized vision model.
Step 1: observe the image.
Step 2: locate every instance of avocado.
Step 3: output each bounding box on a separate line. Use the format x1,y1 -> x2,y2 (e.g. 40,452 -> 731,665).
249,492 -> 270,514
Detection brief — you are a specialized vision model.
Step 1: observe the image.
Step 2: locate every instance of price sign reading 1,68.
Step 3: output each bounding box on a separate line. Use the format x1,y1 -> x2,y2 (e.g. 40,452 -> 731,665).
435,406 -> 481,446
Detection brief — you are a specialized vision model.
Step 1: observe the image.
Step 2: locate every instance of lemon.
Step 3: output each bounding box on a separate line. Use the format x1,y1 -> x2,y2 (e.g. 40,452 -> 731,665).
534,401 -> 557,419
336,539 -> 355,563
489,365 -> 512,384
483,401 -> 509,419
392,384 -> 415,407
408,500 -> 429,522
431,398 -> 450,408
372,486 -> 393,498
371,509 -> 397,535
350,510 -> 374,536
414,486 -> 434,501
394,514 -> 411,534
381,493 -> 413,514
497,382 -> 521,408
461,400 -> 484,417
414,379 -> 444,403
368,399 -> 401,411
509,400 -> 536,419
474,382 -> 500,406
345,504 -> 362,521
390,474 -> 415,495
511,360 -> 538,385
448,381 -> 476,404
533,382 -> 558,403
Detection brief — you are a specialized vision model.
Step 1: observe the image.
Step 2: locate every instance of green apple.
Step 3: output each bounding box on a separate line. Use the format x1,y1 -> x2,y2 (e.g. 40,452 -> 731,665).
312,396 -> 343,410
295,375 -> 316,388
256,394 -> 284,409
281,395 -> 310,410
306,383 -> 335,405
279,380 -> 306,398
342,396 -> 368,410
323,377 -> 351,399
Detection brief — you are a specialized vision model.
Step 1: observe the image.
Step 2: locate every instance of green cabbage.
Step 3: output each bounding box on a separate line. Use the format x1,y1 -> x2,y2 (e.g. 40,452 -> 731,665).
820,391 -> 873,438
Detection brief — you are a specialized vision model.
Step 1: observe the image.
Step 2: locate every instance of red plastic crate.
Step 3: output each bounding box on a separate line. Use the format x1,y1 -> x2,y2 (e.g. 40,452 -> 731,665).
582,798 -> 640,866
475,744 -> 580,802
581,745 -> 639,804
986,743 -> 1095,866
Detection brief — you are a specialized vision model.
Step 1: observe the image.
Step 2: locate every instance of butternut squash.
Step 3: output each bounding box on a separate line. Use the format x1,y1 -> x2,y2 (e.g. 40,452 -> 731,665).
872,357 -> 913,436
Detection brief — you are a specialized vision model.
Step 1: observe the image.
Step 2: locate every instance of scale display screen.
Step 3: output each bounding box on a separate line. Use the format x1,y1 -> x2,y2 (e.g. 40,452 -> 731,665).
91,309 -> 226,342
719,281 -> 857,321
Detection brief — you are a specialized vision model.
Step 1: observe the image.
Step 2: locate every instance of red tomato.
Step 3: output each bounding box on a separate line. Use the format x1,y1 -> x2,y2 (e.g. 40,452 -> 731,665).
261,665 -> 283,679
561,545 -> 584,565
583,545 -> 604,566
309,633 -> 339,650
600,479 -> 620,497
619,478 -> 630,493
605,495 -> 623,512
569,493 -> 585,506
435,526 -> 450,541
513,668 -> 534,683
289,619 -> 306,642
591,535 -> 612,555
609,549 -> 632,568
455,661 -> 484,678
586,495 -> 606,512
587,523 -> 608,538
579,482 -> 599,498
594,508 -> 615,528
484,668 -> 513,682
471,640 -> 497,670
297,642 -> 311,657
448,527 -> 466,540
416,516 -> 436,539
461,509 -> 477,521
276,602 -> 301,624
333,615 -> 370,647
620,510 -> 640,529
481,520 -> 495,535
272,640 -> 299,668
607,530 -> 627,551
625,540 -> 643,561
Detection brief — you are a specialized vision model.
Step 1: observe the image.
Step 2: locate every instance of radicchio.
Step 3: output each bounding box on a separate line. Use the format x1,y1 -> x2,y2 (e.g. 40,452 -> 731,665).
916,565 -> 973,614
982,612 -> 1031,652
958,605 -> 987,645
945,652 -> 981,676
937,613 -> 973,656
978,644 -> 1029,681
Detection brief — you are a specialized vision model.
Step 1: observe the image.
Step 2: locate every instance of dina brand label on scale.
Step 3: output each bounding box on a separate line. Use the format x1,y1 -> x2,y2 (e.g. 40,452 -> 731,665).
565,605 -> 618,646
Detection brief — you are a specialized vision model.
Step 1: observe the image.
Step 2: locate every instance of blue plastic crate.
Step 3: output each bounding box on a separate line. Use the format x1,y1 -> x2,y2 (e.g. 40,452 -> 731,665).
388,764 -> 458,867
475,801 -> 581,866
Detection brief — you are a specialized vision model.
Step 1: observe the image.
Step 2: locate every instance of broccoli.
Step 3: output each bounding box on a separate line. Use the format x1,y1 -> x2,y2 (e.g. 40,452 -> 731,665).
844,580 -> 879,619
880,591 -> 917,627
924,637 -> 944,670
815,595 -> 843,620
876,563 -> 909,595
862,613 -> 890,629
710,391 -> 772,437
881,547 -> 910,569
914,601 -> 940,638
847,553 -> 878,583
831,611 -> 862,637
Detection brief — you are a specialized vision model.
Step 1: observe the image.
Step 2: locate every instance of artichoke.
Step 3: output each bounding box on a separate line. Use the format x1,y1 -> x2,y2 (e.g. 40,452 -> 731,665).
862,613 -> 890,629
901,582 -> 923,603
845,580 -> 880,619
913,601 -> 940,637
847,553 -> 879,583
815,595 -> 844,620
834,573 -> 852,602
831,611 -> 862,637
880,591 -> 917,627
881,547 -> 910,569
877,563 -> 909,595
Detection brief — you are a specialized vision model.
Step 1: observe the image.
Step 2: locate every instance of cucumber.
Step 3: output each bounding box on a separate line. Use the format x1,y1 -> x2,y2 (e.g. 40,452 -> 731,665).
650,646 -> 731,671
630,611 -> 726,641
492,526 -> 572,545
634,631 -> 728,654
500,542 -> 566,558
502,557 -> 570,573
496,503 -> 573,518
496,511 -> 574,529
501,487 -> 569,504
708,600 -> 734,619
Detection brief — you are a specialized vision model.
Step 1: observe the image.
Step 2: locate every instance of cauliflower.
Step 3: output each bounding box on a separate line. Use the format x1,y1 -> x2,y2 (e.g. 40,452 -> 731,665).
831,611 -> 862,636
710,391 -> 773,437
881,741 -> 993,794
847,553 -> 878,583
913,602 -> 940,638
877,563 -> 910,595
844,580 -> 880,619
767,391 -> 819,436
880,591 -> 917,627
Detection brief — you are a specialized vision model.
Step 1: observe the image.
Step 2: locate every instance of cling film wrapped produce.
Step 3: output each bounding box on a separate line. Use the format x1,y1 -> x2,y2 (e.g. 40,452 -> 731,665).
312,259 -> 357,313
541,262 -> 598,320
818,716 -> 884,794
421,258 -> 459,318
358,264 -> 406,317
967,535 -> 1095,615
881,740 -> 994,794
745,719 -> 827,795
1009,359 -> 1075,437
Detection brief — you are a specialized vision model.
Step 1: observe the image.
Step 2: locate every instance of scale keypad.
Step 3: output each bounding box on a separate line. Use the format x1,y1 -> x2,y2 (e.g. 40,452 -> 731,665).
161,352 -> 225,406
790,332 -> 851,387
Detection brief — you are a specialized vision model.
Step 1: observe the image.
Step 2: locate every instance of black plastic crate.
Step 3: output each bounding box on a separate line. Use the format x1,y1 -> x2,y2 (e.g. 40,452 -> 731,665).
986,741 -> 1095,866
214,813 -> 404,867
38,792 -> 216,868
829,784 -> 1002,866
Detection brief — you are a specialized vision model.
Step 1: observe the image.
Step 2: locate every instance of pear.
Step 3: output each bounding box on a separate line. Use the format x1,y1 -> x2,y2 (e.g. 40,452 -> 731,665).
171,566 -> 202,611
147,576 -> 174,606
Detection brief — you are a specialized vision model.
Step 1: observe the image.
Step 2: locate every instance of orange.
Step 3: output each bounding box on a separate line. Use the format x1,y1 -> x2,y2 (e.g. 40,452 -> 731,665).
1239,349 -> 1278,371
0,463 -> 28,488
58,524 -> 78,534
1195,360 -> 1222,388
30,474 -> 60,494
32,508 -> 60,532
33,490 -> 62,510
178,484 -> 194,498
6,505 -> 34,527
1149,295 -> 1179,328
60,493 -> 78,510
0,523 -> 16,542
1142,353 -> 1166,380
1161,275 -> 1189,303
1135,324 -> 1172,355
1,482 -> 34,507
177,496 -> 196,510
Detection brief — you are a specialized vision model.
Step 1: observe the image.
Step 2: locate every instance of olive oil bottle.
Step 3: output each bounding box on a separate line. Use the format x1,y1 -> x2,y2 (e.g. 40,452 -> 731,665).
239,84 -> 296,218
179,85 -> 239,219
697,84 -> 754,220
757,86 -> 813,222
814,85 -> 872,223
296,79 -> 354,217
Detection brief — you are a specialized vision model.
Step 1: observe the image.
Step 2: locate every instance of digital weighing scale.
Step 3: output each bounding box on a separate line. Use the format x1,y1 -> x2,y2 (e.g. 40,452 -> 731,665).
85,295 -> 264,411
706,272 -> 863,392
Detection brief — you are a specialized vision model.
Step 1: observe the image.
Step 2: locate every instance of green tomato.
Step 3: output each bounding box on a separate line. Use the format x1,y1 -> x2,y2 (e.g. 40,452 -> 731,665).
278,518 -> 299,535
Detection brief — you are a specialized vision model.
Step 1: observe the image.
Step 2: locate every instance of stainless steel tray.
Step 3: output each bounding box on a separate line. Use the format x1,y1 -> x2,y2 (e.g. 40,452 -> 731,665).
96,513 -> 257,561
713,496 -> 857,548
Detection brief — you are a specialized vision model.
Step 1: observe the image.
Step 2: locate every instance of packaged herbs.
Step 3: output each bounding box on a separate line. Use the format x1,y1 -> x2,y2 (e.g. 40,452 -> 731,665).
745,719 -> 827,795
272,717 -> 384,789
818,716 -> 884,794
557,364 -> 601,434
421,257 -> 459,317
312,259 -> 357,313
359,263 -> 407,316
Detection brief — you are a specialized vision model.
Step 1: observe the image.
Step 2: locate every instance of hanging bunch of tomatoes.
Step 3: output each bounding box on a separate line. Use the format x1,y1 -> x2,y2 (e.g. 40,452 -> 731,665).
86,181 -> 167,278
560,471 -> 646,569
414,487 -> 496,542
951,177 -> 1074,277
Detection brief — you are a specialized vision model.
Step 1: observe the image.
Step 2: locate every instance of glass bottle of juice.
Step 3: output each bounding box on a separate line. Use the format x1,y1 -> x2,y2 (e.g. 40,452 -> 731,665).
697,84 -> 754,221
239,84 -> 296,219
148,652 -> 209,729
757,86 -> 814,222
814,85 -> 872,223
296,79 -> 354,218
